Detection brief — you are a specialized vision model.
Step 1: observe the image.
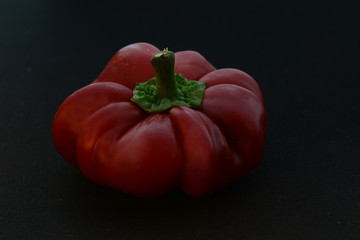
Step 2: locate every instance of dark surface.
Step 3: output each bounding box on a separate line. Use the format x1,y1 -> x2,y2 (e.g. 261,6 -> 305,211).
1,1 -> 359,239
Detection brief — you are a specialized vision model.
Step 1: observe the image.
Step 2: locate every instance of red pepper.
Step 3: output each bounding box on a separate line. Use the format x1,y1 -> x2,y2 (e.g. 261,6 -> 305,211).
52,42 -> 267,197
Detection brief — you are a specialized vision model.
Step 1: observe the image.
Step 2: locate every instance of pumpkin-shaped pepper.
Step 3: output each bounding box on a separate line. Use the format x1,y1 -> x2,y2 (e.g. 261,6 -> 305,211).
52,42 -> 267,197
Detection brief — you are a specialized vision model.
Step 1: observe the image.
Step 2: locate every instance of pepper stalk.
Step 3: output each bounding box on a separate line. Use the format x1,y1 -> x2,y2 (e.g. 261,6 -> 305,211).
151,48 -> 177,99
131,48 -> 207,113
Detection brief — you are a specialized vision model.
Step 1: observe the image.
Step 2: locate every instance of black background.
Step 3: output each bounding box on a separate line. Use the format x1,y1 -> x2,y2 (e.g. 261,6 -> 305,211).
1,0 -> 359,239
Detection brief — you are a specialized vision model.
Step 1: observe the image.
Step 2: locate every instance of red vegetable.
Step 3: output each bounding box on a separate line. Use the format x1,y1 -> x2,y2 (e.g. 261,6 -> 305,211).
52,42 -> 267,197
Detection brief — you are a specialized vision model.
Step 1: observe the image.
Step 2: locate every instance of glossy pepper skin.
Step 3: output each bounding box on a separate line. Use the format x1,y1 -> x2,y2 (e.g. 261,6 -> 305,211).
52,42 -> 267,197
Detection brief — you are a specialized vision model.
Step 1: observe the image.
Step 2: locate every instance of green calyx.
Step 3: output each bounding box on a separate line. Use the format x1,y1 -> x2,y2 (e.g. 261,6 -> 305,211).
131,48 -> 207,113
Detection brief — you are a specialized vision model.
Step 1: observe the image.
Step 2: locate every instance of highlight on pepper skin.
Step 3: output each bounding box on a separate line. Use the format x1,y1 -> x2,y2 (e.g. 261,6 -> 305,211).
52,42 -> 267,198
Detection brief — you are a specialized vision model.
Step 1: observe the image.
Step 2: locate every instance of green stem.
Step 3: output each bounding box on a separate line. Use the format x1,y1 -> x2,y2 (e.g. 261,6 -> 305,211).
151,48 -> 176,99
131,48 -> 207,113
